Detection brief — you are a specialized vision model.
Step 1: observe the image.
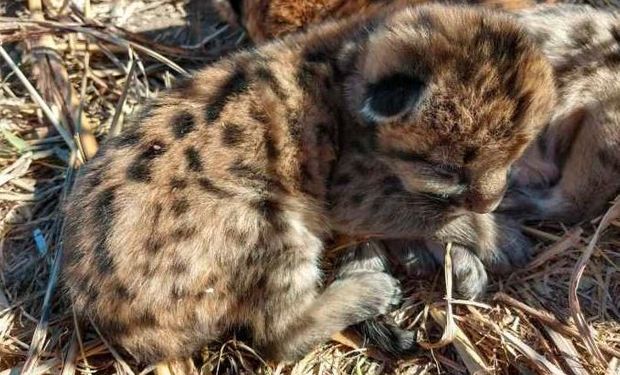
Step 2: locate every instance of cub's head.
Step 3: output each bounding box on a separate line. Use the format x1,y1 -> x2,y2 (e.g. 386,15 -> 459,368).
344,5 -> 556,214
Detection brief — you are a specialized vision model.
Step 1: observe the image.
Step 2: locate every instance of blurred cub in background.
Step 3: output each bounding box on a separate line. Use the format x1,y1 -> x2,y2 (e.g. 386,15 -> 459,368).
504,5 -> 620,222
213,0 -> 555,42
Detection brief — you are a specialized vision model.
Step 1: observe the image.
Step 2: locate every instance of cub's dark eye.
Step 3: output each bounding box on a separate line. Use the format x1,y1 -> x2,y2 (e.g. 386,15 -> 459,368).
364,73 -> 423,119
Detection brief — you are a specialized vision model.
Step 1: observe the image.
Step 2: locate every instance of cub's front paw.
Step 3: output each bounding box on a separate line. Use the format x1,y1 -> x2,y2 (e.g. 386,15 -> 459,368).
482,216 -> 533,274
344,271 -> 403,315
426,241 -> 488,300
449,244 -> 488,300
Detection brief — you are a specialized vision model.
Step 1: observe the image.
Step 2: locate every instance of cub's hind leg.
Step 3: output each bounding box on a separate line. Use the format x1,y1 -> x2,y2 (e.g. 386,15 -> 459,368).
334,241 -> 419,357
261,258 -> 403,361
244,209 -> 402,362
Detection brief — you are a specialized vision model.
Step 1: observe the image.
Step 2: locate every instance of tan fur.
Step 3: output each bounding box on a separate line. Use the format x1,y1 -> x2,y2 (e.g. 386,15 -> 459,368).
62,5 -> 554,364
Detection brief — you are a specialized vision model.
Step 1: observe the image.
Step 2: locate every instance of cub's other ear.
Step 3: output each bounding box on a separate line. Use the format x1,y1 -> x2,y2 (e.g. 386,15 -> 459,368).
361,74 -> 424,123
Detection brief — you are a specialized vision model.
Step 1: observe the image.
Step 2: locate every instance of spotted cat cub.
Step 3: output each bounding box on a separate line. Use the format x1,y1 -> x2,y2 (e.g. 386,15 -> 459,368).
63,5 -> 554,364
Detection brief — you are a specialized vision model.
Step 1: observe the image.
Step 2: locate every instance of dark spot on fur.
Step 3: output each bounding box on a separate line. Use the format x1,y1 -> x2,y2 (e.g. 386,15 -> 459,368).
365,74 -> 423,119
194,291 -> 208,301
463,147 -> 478,164
300,165 -> 313,183
145,237 -> 165,254
170,258 -> 189,274
383,175 -> 403,196
351,193 -> 365,205
598,148 -> 620,171
197,177 -> 231,197
68,248 -> 86,266
171,226 -> 198,241
255,66 -> 286,100
603,50 -> 620,67
296,63 -> 316,91
224,226 -> 246,246
511,90 -> 533,125
250,104 -> 270,124
351,139 -> 369,154
317,123 -> 332,139
171,285 -> 188,300
416,10 -> 436,31
333,174 -> 351,186
152,204 -> 163,225
475,21 -> 523,66
138,310 -> 159,327
221,122 -> 244,147
264,134 -> 279,160
93,243 -> 114,274
93,188 -> 116,273
352,160 -> 371,174
126,161 -> 151,182
145,205 -> 164,253
571,20 -> 597,48
252,199 -> 284,231
287,110 -> 303,144
533,30 -> 551,45
114,283 -> 134,300
303,41 -> 339,64
252,199 -> 281,223
537,128 -> 548,154
184,147 -> 203,172
172,111 -> 196,139
170,177 -> 188,190
171,198 -> 190,216
86,169 -> 103,188
205,70 -> 248,123
84,282 -> 99,302
127,141 -> 167,182
611,25 -> 620,44
457,62 -> 475,84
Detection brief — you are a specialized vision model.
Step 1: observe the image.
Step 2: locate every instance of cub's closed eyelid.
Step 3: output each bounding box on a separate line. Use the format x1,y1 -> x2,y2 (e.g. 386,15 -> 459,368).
430,164 -> 458,179
430,163 -> 462,178
384,150 -> 463,180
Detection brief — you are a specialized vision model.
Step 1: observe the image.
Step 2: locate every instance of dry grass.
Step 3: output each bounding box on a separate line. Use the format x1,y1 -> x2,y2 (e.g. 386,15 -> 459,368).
0,0 -> 619,374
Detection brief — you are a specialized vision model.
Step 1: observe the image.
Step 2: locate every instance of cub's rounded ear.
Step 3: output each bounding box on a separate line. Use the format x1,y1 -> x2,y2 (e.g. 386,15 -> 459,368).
361,74 -> 424,123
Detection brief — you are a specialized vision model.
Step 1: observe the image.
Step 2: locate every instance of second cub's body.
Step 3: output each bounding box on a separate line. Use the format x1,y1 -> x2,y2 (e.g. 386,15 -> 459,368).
63,5 -> 554,363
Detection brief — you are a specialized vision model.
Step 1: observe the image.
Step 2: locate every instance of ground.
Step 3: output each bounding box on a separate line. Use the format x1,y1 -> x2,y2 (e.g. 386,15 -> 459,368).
0,0 -> 618,374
